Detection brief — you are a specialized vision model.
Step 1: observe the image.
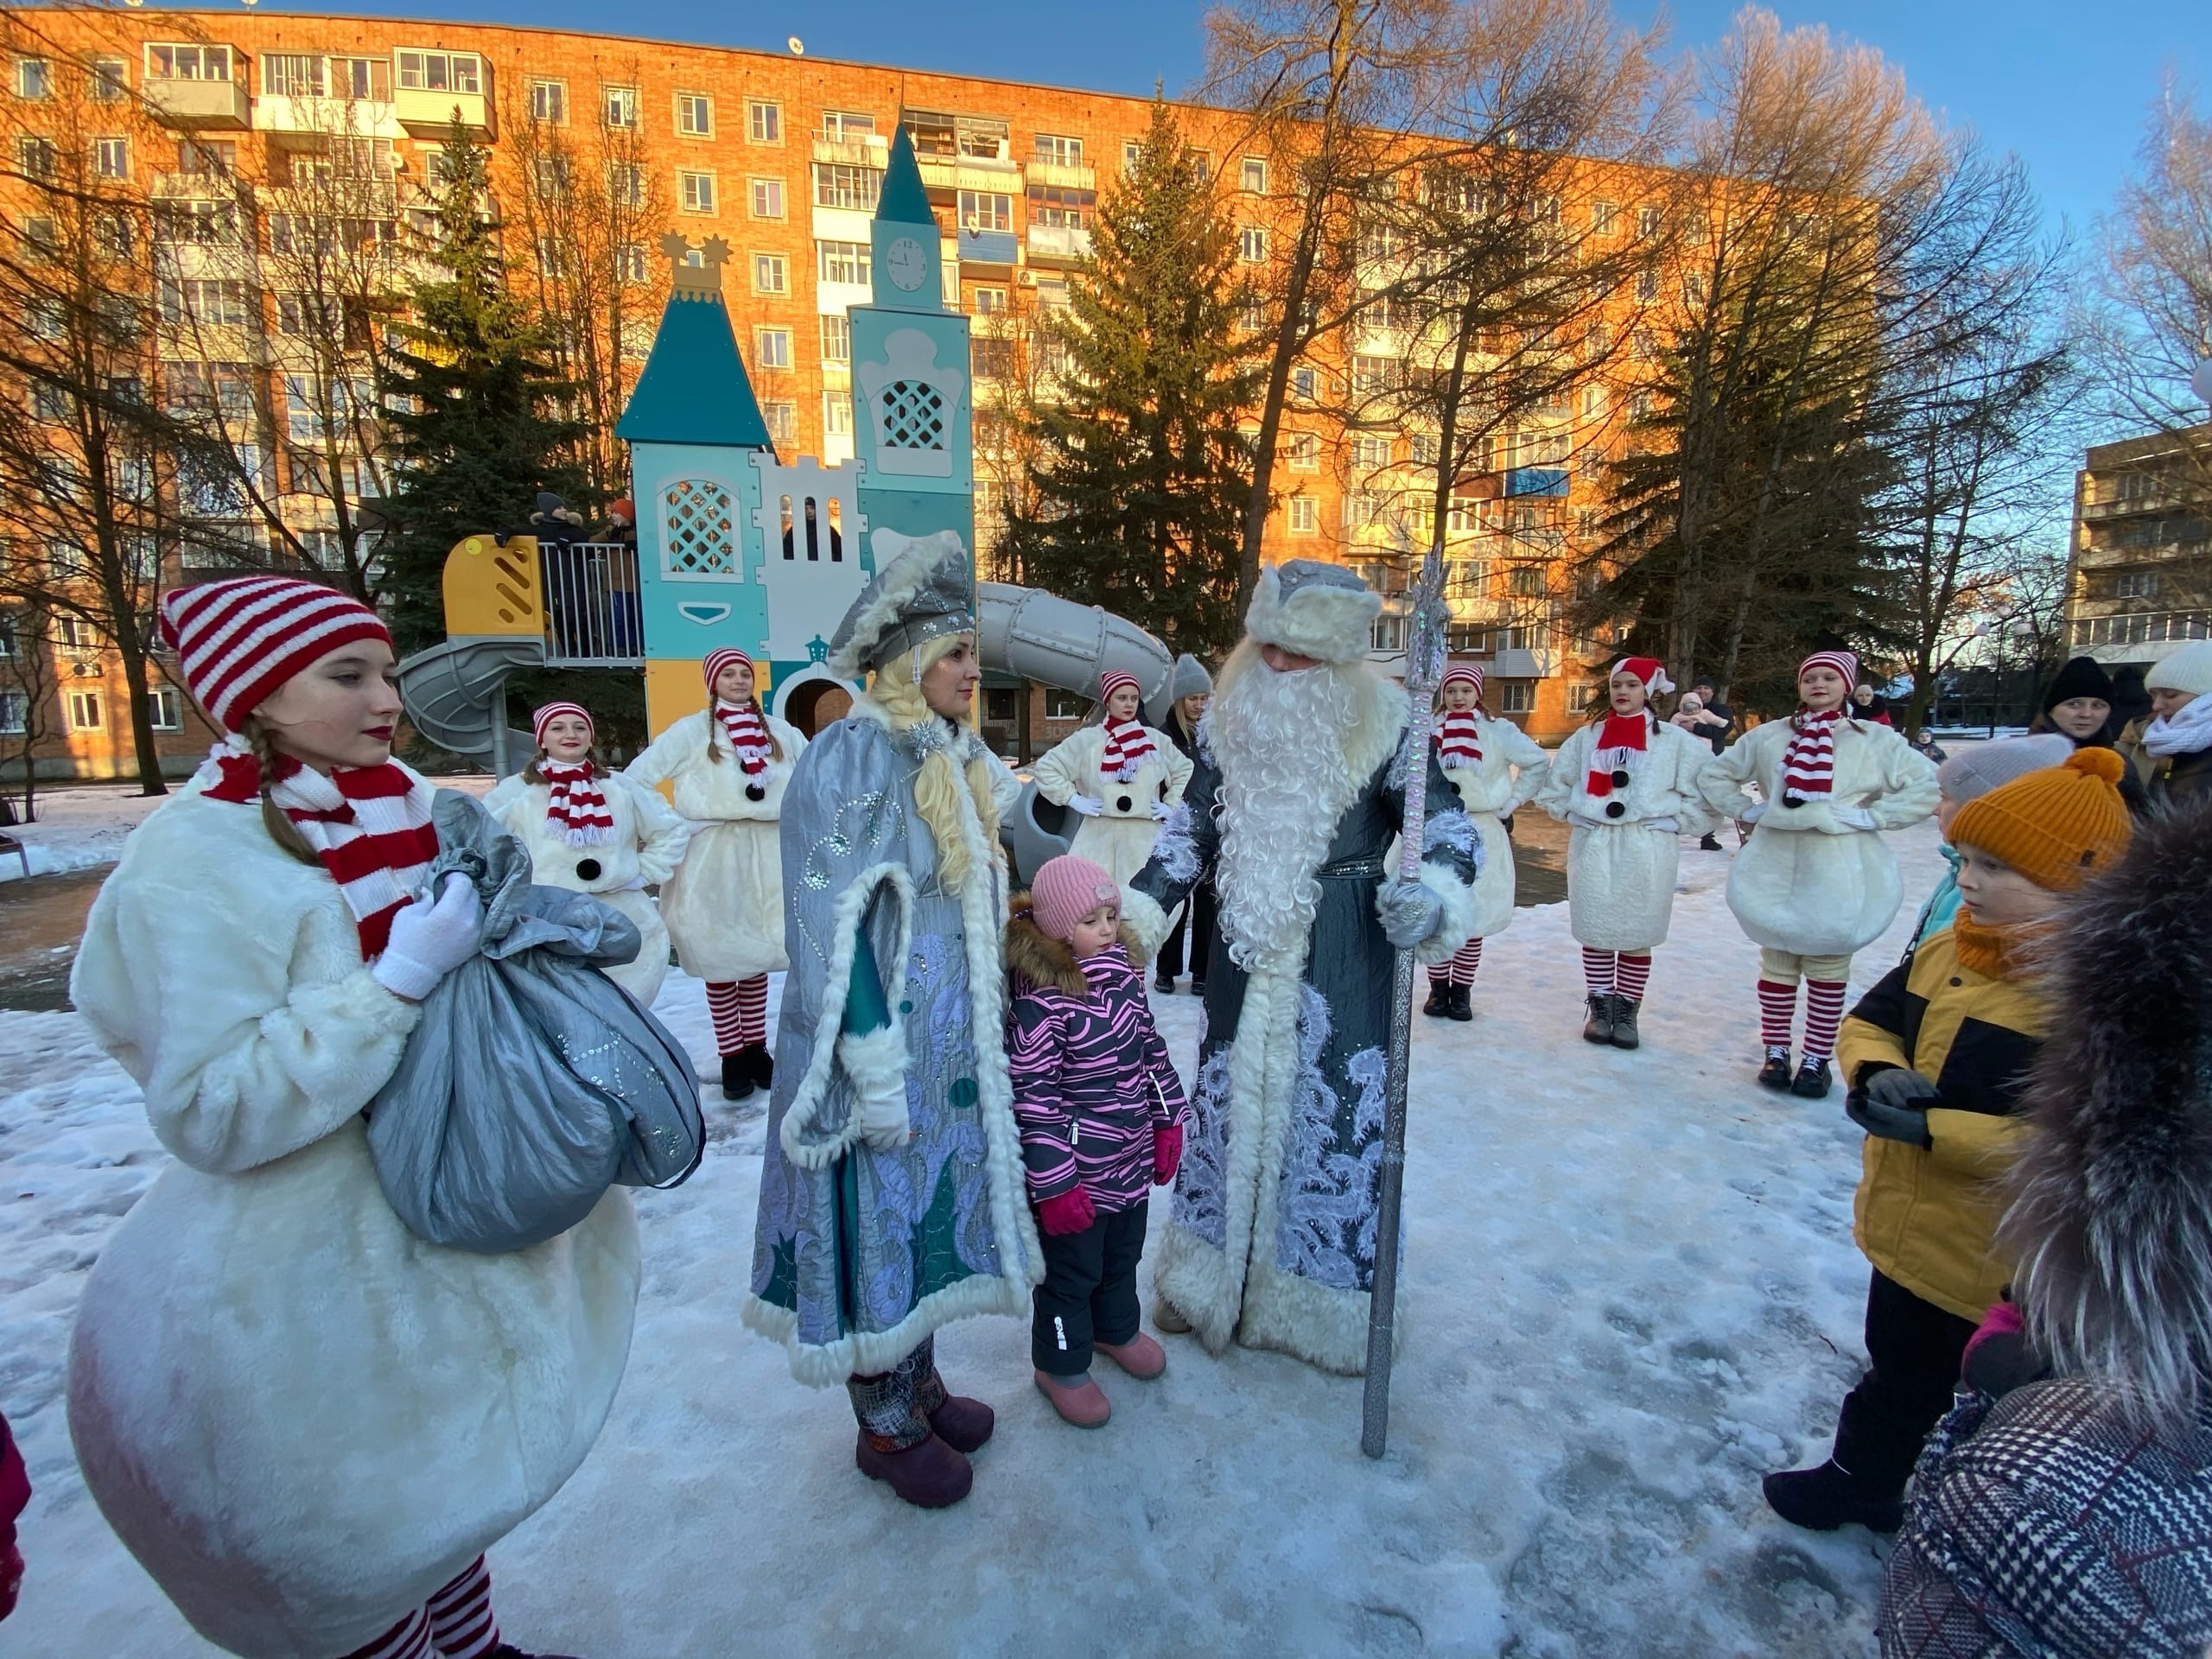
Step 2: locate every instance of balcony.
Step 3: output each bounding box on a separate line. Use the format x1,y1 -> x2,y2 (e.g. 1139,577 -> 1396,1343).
1026,223 -> 1092,266
812,132 -> 887,167
394,80 -> 492,138
146,75 -> 251,131
957,227 -> 1020,265
917,149 -> 1020,193
1027,160 -> 1096,192
2069,607 -> 2211,654
257,94 -> 401,144
152,170 -> 251,201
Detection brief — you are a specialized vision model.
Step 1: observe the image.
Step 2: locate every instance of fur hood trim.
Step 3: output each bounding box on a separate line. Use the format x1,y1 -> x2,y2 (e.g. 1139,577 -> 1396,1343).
2001,796 -> 2212,1431
1004,895 -> 1141,997
1244,562 -> 1382,666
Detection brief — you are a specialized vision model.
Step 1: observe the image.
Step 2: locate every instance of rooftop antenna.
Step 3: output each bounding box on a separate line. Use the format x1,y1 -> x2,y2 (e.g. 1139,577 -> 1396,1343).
788,36 -> 804,55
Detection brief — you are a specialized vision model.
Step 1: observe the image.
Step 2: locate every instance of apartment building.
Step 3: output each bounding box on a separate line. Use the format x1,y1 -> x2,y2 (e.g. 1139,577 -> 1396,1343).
3,11 -> 1679,771
2064,423 -> 2212,672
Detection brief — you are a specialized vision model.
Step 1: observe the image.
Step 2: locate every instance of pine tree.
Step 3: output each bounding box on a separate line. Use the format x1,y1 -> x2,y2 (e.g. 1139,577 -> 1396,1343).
378,124 -> 588,649
1000,102 -> 1258,657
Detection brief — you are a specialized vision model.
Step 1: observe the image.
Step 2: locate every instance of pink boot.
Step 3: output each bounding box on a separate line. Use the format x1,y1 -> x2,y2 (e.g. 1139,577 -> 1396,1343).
1033,1369 -> 1112,1427
1096,1332 -> 1167,1379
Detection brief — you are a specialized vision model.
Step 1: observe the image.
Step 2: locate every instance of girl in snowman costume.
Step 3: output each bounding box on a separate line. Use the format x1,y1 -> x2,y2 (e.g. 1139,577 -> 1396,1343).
626,648 -> 806,1100
1032,669 -> 1195,888
1421,664 -> 1550,1021
484,701 -> 690,1008
1699,649 -> 1939,1098
1535,657 -> 1719,1051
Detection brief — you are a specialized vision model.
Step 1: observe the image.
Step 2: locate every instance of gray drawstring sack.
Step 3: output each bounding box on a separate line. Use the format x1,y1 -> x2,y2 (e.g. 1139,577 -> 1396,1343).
366,791 -> 705,1254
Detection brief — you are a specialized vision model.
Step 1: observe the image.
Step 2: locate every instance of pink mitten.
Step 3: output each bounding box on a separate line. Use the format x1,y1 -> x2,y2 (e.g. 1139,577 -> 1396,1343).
1036,1185 -> 1096,1236
1152,1123 -> 1185,1186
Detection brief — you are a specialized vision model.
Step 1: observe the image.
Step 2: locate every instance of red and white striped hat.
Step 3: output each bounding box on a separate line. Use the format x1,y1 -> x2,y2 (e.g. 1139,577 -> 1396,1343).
1098,669 -> 1141,705
1799,649 -> 1859,690
1611,656 -> 1674,696
703,647 -> 753,699
1440,664 -> 1484,699
158,575 -> 391,734
532,701 -> 594,747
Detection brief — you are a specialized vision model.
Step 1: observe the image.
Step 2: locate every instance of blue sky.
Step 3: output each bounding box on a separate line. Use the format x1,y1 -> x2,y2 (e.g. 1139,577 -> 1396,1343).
304,0 -> 2209,245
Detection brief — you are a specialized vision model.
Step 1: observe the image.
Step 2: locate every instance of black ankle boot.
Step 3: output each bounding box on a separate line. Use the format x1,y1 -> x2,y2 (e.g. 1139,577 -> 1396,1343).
721,1052 -> 755,1101
1446,982 -> 1474,1022
1758,1047 -> 1794,1090
1761,1458 -> 1903,1533
1582,995 -> 1614,1045
1607,994 -> 1641,1050
1424,980 -> 1452,1018
1789,1058 -> 1833,1098
742,1041 -> 774,1091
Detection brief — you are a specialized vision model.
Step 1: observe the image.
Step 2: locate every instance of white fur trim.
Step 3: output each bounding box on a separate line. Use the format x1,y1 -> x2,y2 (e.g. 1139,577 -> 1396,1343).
840,1024 -> 912,1153
1413,859 -> 1481,967
777,863 -> 915,1169
1243,564 -> 1383,666
741,1268 -> 1032,1389
1122,887 -> 1173,962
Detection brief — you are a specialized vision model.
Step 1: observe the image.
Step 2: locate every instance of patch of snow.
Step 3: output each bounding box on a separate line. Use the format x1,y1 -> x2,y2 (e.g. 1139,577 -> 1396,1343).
0,823 -> 1950,1655
0,786 -> 169,885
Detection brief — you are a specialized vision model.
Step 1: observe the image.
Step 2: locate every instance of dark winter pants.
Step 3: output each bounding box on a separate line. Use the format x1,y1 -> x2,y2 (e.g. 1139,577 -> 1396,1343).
1033,1199 -> 1148,1376
1156,882 -> 1217,984
1834,1269 -> 1978,1497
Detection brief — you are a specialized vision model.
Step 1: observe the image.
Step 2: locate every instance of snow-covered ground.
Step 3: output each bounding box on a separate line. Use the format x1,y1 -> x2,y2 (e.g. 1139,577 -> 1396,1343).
0,785 -> 169,883
0,822 -> 1948,1657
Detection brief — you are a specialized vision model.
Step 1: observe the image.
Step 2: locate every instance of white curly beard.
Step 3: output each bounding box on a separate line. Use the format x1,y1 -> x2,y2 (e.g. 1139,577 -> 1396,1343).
1207,646 -> 1393,970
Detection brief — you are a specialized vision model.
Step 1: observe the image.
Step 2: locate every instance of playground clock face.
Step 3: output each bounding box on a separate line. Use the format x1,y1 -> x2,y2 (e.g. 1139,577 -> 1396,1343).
886,235 -> 931,292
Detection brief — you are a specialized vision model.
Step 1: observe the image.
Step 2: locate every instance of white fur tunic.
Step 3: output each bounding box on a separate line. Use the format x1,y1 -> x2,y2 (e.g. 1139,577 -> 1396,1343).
625,709 -> 807,982
1030,721 -> 1195,887
483,768 -> 691,1005
66,784 -> 639,1659
1440,715 -> 1552,940
1699,716 -> 1940,957
1535,720 -> 1719,951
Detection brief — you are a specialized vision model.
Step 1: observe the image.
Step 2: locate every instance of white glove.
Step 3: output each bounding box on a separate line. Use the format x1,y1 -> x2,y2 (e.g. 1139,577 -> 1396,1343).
372,873 -> 482,1001
1376,878 -> 1444,950
1739,801 -> 1768,825
1831,804 -> 1878,831
1148,802 -> 1173,822
1067,794 -> 1104,817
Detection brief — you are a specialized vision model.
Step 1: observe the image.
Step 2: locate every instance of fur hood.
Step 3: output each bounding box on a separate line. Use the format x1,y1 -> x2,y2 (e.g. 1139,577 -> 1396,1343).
1005,893 -> 1142,997
2001,795 -> 2212,1431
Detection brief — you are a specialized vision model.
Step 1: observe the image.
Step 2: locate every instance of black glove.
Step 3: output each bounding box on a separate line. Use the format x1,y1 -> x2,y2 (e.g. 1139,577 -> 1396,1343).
1846,1066 -> 1938,1147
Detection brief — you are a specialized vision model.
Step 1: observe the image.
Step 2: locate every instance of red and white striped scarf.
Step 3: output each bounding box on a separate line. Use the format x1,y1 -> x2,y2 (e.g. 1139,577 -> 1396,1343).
1586,713 -> 1649,797
541,759 -> 614,847
1436,710 -> 1483,769
1780,707 -> 1842,803
715,701 -> 773,776
1100,715 -> 1157,780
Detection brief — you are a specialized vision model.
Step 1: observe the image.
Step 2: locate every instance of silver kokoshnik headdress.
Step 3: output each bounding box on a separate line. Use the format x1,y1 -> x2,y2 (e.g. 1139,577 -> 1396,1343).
829,528 -> 976,678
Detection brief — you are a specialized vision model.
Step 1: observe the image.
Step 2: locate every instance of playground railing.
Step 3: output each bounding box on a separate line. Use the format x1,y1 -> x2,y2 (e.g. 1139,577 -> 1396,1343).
539,540 -> 645,667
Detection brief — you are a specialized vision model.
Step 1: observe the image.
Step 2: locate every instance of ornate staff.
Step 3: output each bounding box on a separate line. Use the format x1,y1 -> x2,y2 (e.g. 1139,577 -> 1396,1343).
1361,531 -> 1448,1459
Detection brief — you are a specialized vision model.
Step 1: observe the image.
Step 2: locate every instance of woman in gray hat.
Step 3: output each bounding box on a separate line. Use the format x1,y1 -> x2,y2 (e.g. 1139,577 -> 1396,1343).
1152,652 -> 1216,995
743,530 -> 1039,1510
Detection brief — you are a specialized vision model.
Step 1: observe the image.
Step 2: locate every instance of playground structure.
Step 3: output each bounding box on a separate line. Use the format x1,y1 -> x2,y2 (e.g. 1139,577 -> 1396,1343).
398,126 -> 1175,785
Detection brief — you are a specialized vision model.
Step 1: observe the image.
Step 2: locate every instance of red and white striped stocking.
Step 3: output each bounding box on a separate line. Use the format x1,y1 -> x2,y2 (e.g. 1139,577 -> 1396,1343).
1580,947 -> 1617,998
1802,979 -> 1849,1064
1615,953 -> 1652,1005
425,1554 -> 501,1659
1757,979 -> 1800,1050
705,976 -> 769,1056
1446,937 -> 1484,987
337,1608 -> 434,1659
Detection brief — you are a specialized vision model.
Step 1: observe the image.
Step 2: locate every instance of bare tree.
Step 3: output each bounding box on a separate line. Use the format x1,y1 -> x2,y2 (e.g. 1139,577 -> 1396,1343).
0,598 -> 60,820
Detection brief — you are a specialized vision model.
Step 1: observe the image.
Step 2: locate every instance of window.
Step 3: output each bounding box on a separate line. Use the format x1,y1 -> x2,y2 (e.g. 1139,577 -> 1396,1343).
1122,138 -> 1141,175
814,162 -> 881,211
161,277 -> 251,328
395,51 -> 481,95
147,45 -> 232,81
616,243 -> 647,283
92,57 -> 125,103
1580,384 -> 1607,422
1240,156 -> 1268,194
819,110 -> 874,140
675,92 -> 712,137
149,687 -> 183,731
67,690 -> 103,731
749,176 -> 783,219
1027,184 -> 1096,228
752,252 -> 787,295
603,84 -> 639,129
1682,272 -> 1705,305
755,327 -> 791,371
817,239 -> 868,285
678,170 -> 715,213
1567,682 -> 1598,713
528,78 -> 566,124
532,156 -> 570,199
1190,150 -> 1212,183
819,314 -> 850,363
763,402 -> 797,443
747,99 -> 780,143
1352,434 -> 1391,470
958,190 -> 1013,232
607,162 -> 644,208
973,286 -> 1008,315
0,693 -> 22,736
1287,496 -> 1318,534
1291,365 -> 1319,403
1033,133 -> 1082,166
31,383 -> 71,423
93,137 -> 129,179
1592,199 -> 1617,234
1507,563 -> 1547,597
1637,205 -> 1661,238
823,391 -> 852,436
16,137 -> 54,181
1499,681 -> 1534,714
1287,433 -> 1320,473
16,58 -> 50,99
973,336 -> 1014,380
1352,354 -> 1402,396
2114,569 -> 2159,600
1239,226 -> 1269,264
1636,266 -> 1658,302
266,54 -> 326,97
1045,688 -> 1090,720
331,56 -> 389,99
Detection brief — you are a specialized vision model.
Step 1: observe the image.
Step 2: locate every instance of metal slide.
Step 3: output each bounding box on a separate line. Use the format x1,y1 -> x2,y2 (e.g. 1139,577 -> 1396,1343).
396,634 -> 542,773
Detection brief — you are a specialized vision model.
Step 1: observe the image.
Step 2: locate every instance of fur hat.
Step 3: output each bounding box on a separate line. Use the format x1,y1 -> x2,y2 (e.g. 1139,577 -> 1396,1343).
829,529 -> 973,677
1028,855 -> 1120,944
158,575 -> 391,734
1948,748 -> 2133,892
1936,734 -> 2074,803
1243,561 -> 1381,666
1167,653 -> 1212,704
2145,639 -> 2212,699
2000,794 -> 2212,1430
2040,654 -> 2114,713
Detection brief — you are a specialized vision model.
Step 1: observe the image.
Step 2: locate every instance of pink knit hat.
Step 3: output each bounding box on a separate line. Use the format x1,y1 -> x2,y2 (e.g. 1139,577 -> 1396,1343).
1029,855 -> 1121,944
159,575 -> 392,734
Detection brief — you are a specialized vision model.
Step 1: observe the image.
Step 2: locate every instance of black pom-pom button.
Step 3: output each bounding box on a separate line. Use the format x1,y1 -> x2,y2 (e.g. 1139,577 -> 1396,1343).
1782,794 -> 1805,809
745,783 -> 766,803
1604,800 -> 1625,819
576,857 -> 603,882
1611,769 -> 1630,788
1116,793 -> 1133,814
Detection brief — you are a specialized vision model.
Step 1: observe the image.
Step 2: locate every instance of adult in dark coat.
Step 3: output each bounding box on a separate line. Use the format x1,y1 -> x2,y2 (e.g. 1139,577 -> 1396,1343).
1121,563 -> 1479,1375
1687,677 -> 1734,848
1878,797 -> 2212,1658
2031,654 -> 2148,813
1152,652 -> 1216,995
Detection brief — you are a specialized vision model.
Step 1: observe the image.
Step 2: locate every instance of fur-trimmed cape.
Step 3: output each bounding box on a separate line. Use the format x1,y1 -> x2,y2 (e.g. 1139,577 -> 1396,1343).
2001,794 -> 2212,1432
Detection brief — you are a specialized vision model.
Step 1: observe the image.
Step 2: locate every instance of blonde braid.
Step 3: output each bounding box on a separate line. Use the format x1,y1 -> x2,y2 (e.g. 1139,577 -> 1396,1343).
872,636 -> 999,892
238,716 -> 321,867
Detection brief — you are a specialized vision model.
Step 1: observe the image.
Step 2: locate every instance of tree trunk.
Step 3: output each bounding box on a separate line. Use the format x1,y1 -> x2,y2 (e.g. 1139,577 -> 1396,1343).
114,632 -> 167,797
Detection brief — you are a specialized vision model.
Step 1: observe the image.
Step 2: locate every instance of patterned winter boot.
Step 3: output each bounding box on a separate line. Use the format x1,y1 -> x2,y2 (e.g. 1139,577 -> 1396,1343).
850,1344 -> 973,1508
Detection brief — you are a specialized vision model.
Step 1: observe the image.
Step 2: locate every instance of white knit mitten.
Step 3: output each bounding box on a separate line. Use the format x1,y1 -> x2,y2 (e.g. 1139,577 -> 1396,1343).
372,874 -> 483,1001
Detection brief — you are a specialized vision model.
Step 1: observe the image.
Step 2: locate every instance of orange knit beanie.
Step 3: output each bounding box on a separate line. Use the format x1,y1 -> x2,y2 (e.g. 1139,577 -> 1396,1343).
1948,748 -> 2133,892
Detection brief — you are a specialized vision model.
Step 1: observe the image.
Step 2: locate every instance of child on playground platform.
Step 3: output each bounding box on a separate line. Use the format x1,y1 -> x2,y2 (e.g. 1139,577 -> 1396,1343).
1005,855 -> 1187,1429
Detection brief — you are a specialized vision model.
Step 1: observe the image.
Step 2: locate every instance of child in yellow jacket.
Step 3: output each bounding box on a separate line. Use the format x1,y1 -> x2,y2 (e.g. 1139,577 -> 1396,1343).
1762,748 -> 2133,1533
